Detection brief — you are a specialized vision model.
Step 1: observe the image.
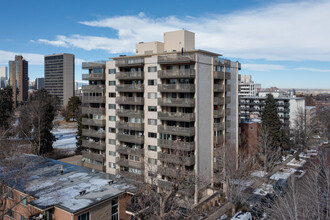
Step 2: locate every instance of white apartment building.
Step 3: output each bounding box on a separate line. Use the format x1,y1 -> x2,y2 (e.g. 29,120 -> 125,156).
99,30 -> 240,203
238,74 -> 261,97
240,91 -> 305,128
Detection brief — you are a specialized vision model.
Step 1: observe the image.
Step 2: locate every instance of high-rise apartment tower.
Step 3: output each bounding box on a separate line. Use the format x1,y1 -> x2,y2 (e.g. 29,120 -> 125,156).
9,56 -> 29,106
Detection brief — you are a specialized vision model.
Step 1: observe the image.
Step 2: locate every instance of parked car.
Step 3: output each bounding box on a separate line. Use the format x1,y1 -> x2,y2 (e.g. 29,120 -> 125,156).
231,210 -> 252,220
273,178 -> 288,196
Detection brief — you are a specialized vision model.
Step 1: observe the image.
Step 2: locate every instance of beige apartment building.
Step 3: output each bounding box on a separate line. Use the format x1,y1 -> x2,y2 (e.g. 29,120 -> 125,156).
98,30 -> 240,203
44,53 -> 74,106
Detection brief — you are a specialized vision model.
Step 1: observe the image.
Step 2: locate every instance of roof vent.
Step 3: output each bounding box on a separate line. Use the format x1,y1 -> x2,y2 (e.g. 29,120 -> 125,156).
79,190 -> 86,195
60,165 -> 64,175
108,180 -> 114,185
119,55 -> 126,57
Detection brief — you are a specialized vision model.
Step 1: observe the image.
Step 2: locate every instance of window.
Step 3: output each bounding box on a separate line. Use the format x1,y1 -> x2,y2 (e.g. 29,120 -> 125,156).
109,92 -> 116,98
109,81 -> 116,86
129,168 -> 141,174
20,195 -> 27,206
148,145 -> 157,151
148,119 -> 157,125
148,79 -> 157,85
148,158 -> 157,165
112,198 -> 119,220
6,208 -> 14,218
109,69 -> 116,74
129,155 -> 140,161
148,106 -> 157,112
78,212 -> 89,220
20,215 -> 28,220
109,116 -> 116,121
148,132 -> 157,138
109,162 -> 116,168
148,66 -> 157,72
109,139 -> 116,145
109,151 -> 116,156
148,92 -> 157,99
109,127 -> 116,133
109,104 -> 116,109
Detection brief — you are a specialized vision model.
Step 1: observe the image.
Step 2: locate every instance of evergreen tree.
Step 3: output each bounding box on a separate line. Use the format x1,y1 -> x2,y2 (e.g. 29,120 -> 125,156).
0,86 -> 13,129
64,96 -> 81,122
75,114 -> 87,154
261,94 -> 281,148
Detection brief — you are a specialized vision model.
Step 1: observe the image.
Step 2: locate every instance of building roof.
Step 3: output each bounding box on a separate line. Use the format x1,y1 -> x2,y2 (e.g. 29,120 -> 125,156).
2,155 -> 138,214
241,96 -> 304,100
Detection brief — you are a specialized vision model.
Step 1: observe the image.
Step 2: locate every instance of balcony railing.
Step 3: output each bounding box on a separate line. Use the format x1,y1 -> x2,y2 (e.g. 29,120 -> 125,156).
214,109 -> 224,118
158,125 -> 195,136
116,109 -> 143,117
214,84 -> 224,92
158,69 -> 195,78
116,145 -> 144,156
82,118 -> 106,126
158,98 -> 195,107
117,158 -> 143,169
158,139 -> 195,151
116,133 -> 144,144
81,107 -> 105,115
158,84 -> 195,93
116,71 -> 144,80
82,73 -> 105,80
82,129 -> 106,139
214,122 -> 224,130
82,151 -> 106,162
81,96 -> 105,103
116,97 -> 144,105
82,85 -> 106,92
214,71 -> 225,79
119,170 -> 144,182
116,121 -> 144,131
158,54 -> 195,64
116,84 -> 144,92
158,112 -> 195,122
115,58 -> 144,67
81,140 -> 106,151
82,61 -> 106,69
158,152 -> 195,166
158,166 -> 194,179
214,97 -> 225,105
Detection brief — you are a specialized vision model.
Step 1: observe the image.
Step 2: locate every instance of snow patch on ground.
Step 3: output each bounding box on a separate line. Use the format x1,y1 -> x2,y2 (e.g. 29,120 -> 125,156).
52,127 -> 77,150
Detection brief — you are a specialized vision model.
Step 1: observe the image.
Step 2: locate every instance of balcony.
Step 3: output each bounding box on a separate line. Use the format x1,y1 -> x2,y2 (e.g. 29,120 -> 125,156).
214,122 -> 224,130
82,151 -> 106,162
158,139 -> 195,151
82,118 -> 106,127
81,96 -> 105,103
158,166 -> 194,179
158,54 -> 195,64
214,97 -> 225,105
214,109 -> 224,118
82,129 -> 106,139
119,170 -> 144,182
158,98 -> 195,107
214,71 -> 225,79
158,152 -> 195,166
116,71 -> 144,80
82,73 -> 105,80
116,109 -> 143,117
81,107 -> 105,115
116,133 -> 144,144
116,121 -> 144,131
82,85 -> 106,92
117,158 -> 143,169
81,140 -> 106,151
214,84 -> 224,92
158,84 -> 195,93
158,112 -> 195,122
158,69 -> 195,79
158,125 -> 195,136
115,58 -> 144,67
116,145 -> 144,156
116,97 -> 144,105
116,84 -> 144,92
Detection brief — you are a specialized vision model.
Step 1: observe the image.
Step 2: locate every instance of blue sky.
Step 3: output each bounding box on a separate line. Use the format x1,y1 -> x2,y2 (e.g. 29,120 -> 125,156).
0,0 -> 329,89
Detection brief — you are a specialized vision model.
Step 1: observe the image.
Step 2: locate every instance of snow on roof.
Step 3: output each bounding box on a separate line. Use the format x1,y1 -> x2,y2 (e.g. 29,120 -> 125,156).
8,155 -> 137,214
270,167 -> 297,181
251,171 -> 268,178
253,183 -> 274,196
287,158 -> 306,168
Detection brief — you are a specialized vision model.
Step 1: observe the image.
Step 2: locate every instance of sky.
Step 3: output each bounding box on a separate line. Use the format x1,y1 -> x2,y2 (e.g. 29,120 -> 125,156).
0,0 -> 329,89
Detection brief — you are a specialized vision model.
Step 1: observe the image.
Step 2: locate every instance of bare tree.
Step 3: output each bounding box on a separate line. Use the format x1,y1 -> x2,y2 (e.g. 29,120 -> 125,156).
291,107 -> 312,153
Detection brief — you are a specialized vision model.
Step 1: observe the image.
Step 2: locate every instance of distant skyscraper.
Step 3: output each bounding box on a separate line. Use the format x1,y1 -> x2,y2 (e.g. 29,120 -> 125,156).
35,77 -> 45,90
44,53 -> 74,106
0,66 -> 7,89
9,56 -> 29,106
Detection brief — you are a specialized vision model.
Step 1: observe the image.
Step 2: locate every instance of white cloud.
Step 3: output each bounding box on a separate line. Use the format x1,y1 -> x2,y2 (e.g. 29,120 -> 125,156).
295,67 -> 330,73
35,0 -> 330,62
243,64 -> 285,72
0,50 -> 85,66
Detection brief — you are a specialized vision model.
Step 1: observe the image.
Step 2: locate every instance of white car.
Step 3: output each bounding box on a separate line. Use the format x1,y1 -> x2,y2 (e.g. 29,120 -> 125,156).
231,210 -> 252,220
323,140 -> 329,145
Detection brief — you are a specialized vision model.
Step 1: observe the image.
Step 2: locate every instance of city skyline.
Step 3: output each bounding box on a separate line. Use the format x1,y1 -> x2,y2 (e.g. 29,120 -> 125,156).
0,0 -> 329,89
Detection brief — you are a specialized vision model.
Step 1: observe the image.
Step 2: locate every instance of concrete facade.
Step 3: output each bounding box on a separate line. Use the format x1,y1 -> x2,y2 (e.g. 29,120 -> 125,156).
44,53 -> 74,106
0,66 -> 7,89
9,55 -> 29,106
